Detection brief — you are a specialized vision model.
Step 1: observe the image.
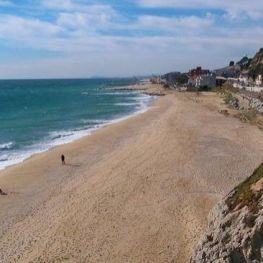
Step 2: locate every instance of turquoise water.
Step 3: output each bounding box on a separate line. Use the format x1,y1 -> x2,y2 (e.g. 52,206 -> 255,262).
0,78 -> 153,169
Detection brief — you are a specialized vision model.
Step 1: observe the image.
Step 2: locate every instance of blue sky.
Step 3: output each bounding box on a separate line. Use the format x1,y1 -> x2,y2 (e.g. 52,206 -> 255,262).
0,0 -> 262,79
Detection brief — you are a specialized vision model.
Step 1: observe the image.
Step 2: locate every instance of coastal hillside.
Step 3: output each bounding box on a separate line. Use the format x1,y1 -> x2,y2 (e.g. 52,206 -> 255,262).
191,162 -> 263,262
215,47 -> 263,79
247,48 -> 263,79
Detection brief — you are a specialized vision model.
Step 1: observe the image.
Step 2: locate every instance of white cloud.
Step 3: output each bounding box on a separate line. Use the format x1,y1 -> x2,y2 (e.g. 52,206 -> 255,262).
42,0 -> 76,10
0,0 -> 262,78
224,8 -> 263,21
56,6 -> 117,31
42,0 -> 116,15
137,14 -> 214,32
0,33 -> 261,79
0,3 -> 118,50
138,0 -> 263,20
0,10 -> 262,56
0,0 -> 13,6
0,15 -> 61,41
138,0 -> 262,9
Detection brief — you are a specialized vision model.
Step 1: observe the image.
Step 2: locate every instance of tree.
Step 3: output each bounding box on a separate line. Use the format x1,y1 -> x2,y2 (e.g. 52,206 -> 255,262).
176,73 -> 188,85
229,61 -> 235,67
236,56 -> 250,70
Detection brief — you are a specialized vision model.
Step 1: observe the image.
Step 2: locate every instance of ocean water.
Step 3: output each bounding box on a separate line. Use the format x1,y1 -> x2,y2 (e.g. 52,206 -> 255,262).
0,78 -> 154,170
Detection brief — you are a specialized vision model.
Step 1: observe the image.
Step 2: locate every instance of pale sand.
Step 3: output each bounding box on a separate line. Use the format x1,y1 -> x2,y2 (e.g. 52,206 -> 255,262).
1,91 -> 263,263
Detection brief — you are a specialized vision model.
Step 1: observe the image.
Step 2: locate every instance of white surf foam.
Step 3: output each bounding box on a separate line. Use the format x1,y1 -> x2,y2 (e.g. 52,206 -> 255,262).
0,142 -> 15,150
115,102 -> 139,106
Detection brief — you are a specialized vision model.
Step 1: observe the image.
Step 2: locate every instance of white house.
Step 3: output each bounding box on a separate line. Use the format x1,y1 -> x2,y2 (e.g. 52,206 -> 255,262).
255,75 -> 262,86
238,76 -> 249,86
195,74 -> 216,89
188,72 -> 216,89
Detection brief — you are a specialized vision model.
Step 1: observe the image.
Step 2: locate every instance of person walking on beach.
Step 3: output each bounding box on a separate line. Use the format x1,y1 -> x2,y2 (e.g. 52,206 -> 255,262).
0,188 -> 7,195
61,154 -> 65,165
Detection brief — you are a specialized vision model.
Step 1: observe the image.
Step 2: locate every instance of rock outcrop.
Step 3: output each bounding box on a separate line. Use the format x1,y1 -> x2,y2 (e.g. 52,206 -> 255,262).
191,163 -> 263,263
248,48 -> 263,79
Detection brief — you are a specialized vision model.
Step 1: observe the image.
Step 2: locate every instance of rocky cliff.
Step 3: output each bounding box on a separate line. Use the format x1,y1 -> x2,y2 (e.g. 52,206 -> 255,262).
236,48 -> 263,79
215,47 -> 263,80
191,163 -> 263,263
248,48 -> 263,80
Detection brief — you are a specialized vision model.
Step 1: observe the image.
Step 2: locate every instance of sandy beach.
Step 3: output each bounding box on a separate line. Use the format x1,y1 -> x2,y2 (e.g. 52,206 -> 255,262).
1,88 -> 263,262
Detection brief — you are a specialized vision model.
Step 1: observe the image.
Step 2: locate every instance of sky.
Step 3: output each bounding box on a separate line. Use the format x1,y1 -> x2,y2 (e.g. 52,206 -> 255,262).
0,0 -> 262,79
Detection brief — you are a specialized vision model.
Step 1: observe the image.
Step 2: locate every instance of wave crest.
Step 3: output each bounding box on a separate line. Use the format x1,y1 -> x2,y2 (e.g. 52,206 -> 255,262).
0,142 -> 15,151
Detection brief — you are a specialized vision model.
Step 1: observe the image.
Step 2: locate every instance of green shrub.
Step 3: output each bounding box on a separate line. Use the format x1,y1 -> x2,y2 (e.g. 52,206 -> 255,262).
224,93 -> 239,108
226,163 -> 263,212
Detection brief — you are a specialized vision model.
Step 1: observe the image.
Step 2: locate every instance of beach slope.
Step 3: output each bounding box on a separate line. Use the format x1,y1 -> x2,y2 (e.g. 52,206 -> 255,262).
1,92 -> 263,262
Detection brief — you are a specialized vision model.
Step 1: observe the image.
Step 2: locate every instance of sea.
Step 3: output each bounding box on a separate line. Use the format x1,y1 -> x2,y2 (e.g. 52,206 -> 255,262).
0,78 -> 154,170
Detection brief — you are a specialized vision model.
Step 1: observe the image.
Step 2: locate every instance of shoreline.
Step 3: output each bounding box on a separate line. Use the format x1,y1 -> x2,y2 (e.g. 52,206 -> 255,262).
1,91 -> 263,262
0,84 -> 161,172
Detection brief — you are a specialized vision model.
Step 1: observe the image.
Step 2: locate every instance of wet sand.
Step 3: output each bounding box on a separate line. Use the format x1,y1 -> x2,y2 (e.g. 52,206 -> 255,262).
1,90 -> 263,262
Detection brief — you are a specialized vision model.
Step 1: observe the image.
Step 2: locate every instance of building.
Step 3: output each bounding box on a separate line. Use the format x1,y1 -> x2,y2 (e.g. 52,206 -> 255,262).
256,75 -> 262,86
238,74 -> 249,86
187,66 -> 216,90
196,74 -> 216,89
189,66 -> 210,79
214,65 -> 240,78
150,76 -> 166,85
